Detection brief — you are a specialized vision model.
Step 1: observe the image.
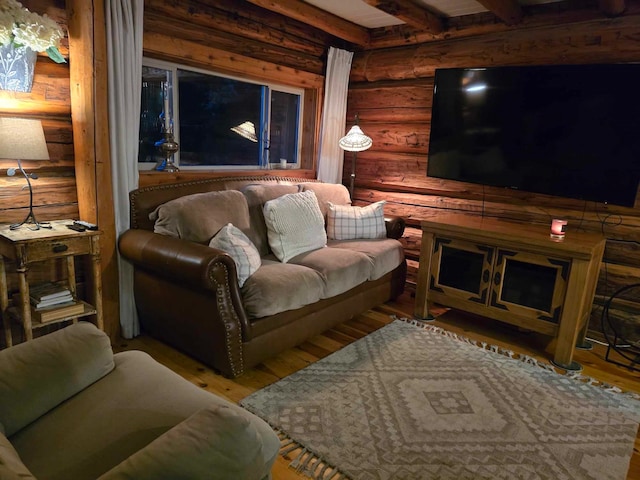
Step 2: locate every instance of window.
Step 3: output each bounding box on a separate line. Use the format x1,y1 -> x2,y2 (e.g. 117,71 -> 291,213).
139,59 -> 303,170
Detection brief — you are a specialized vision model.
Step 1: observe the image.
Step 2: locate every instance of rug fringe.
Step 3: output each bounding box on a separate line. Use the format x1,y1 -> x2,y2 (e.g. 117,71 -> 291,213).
276,430 -> 351,480
393,315 -> 640,402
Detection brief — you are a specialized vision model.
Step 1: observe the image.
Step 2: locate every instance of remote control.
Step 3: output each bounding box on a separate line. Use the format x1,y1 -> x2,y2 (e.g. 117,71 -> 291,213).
67,224 -> 86,232
74,220 -> 98,230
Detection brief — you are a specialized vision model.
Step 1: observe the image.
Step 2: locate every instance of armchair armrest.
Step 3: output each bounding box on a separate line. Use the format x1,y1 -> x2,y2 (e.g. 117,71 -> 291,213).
118,229 -> 251,341
385,215 -> 405,240
98,405 -> 276,480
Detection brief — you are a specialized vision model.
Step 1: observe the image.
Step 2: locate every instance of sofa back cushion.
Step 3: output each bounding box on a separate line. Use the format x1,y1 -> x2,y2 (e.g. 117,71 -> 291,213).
263,190 -> 327,263
242,184 -> 299,256
0,322 -> 114,437
299,182 -> 351,218
150,190 -> 250,244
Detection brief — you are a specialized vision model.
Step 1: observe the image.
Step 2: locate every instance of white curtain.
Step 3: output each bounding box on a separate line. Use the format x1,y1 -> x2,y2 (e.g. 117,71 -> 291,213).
106,0 -> 144,338
317,47 -> 353,184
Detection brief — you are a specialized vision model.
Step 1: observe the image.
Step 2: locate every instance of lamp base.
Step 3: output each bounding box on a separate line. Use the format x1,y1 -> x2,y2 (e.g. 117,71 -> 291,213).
10,209 -> 51,231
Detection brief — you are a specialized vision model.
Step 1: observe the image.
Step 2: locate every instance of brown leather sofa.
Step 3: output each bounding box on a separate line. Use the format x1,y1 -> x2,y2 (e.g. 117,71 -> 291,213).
119,176 -> 406,378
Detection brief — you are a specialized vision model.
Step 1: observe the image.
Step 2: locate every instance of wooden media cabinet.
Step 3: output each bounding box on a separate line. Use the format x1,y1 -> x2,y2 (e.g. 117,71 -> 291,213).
414,214 -> 606,371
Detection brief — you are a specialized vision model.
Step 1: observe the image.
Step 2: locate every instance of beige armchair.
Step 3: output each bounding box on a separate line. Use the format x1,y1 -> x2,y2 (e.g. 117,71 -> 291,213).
0,322 -> 279,480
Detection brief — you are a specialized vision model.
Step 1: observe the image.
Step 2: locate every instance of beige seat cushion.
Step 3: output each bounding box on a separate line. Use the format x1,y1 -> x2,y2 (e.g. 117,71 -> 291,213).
241,258 -> 325,318
289,247 -> 374,298
12,351 -> 279,480
328,238 -> 405,280
150,190 -> 250,244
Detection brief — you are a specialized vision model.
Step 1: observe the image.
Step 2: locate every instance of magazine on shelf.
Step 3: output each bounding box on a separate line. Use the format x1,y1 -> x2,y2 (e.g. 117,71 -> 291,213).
29,282 -> 71,303
31,294 -> 74,309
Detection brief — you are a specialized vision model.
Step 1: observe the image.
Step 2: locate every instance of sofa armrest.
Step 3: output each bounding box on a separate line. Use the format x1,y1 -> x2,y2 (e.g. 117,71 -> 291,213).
385,215 -> 405,240
97,405 -> 274,480
118,229 -> 252,341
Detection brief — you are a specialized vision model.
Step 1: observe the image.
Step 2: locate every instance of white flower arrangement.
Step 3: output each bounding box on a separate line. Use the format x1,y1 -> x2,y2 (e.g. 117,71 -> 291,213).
0,0 -> 65,63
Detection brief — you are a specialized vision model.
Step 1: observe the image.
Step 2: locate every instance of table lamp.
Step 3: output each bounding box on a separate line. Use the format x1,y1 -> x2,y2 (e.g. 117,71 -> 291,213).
339,114 -> 372,198
0,117 -> 51,230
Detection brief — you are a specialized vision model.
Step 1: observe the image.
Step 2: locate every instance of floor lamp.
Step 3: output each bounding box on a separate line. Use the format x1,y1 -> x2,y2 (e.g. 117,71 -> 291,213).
339,115 -> 372,199
0,117 -> 51,230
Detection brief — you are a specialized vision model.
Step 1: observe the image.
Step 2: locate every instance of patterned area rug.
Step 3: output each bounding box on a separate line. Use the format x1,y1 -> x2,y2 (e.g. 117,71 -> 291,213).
241,319 -> 640,480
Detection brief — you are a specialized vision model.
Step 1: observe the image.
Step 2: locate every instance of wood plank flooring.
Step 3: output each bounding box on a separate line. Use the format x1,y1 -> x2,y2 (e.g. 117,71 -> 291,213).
114,293 -> 640,480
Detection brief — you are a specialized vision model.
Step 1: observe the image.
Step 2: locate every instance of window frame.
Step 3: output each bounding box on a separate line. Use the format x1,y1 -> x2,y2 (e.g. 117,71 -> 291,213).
139,57 -> 304,171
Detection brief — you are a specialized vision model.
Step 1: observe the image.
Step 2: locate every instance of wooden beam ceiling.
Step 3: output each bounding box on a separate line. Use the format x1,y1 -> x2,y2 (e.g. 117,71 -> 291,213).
476,0 -> 523,25
598,0 -> 626,15
243,0 -> 370,46
362,0 -> 444,34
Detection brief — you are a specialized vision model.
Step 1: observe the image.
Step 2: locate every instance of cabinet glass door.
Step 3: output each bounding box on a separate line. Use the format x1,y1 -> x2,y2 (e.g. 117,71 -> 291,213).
490,249 -> 569,323
430,238 -> 494,304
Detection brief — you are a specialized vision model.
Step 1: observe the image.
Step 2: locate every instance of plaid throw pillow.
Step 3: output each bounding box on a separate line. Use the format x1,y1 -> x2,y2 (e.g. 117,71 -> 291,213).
327,201 -> 386,240
209,224 -> 261,287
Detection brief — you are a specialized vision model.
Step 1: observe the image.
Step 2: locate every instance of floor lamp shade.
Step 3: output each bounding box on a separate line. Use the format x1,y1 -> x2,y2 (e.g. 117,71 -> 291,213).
339,119 -> 372,198
0,117 -> 51,230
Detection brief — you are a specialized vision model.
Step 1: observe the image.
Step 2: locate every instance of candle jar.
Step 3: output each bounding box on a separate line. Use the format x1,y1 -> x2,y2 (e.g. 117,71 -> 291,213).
550,219 -> 567,239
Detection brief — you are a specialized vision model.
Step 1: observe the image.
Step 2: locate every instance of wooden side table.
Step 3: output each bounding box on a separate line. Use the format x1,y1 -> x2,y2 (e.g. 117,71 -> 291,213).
0,220 -> 103,347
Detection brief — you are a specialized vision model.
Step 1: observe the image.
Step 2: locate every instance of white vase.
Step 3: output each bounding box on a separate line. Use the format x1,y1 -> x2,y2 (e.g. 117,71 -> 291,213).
0,43 -> 37,93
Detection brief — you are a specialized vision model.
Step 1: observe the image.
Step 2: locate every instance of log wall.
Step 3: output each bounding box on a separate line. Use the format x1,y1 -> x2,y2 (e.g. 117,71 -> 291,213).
0,1 -> 77,304
347,10 -> 640,334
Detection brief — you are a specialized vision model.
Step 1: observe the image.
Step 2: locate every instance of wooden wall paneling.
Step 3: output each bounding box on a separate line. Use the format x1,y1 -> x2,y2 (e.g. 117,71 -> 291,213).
66,0 -> 118,341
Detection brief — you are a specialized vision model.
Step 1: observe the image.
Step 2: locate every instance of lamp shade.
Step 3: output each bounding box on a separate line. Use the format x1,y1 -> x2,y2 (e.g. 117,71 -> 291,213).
0,117 -> 49,160
339,125 -> 372,152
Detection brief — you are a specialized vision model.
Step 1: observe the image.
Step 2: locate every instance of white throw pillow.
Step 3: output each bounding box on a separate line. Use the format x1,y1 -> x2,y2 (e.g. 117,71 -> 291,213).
263,190 -> 327,263
327,201 -> 387,240
209,224 -> 261,287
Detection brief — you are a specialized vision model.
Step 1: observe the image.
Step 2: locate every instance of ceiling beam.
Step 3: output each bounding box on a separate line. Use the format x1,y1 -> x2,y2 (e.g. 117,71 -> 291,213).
475,0 -> 523,25
243,0 -> 370,46
363,0 -> 444,34
598,0 -> 626,16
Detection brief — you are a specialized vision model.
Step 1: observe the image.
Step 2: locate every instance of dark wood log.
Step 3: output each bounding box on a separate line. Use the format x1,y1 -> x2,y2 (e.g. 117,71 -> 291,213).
352,13 -> 640,82
145,0 -> 331,57
144,12 -> 325,75
243,0 -> 370,46
362,0 -> 444,33
599,0 -> 627,16
476,0 -> 523,25
144,32 -> 324,89
368,2 -> 640,49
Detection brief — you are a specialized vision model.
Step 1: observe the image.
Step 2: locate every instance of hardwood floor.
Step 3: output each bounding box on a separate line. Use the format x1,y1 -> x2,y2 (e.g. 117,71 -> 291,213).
114,293 -> 640,480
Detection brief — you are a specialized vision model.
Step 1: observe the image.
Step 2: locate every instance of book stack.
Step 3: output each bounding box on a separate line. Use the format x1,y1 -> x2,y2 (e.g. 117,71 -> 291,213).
29,283 -> 84,323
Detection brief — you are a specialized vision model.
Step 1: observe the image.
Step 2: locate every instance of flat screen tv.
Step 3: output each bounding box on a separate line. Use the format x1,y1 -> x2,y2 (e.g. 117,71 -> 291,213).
427,64 -> 640,207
